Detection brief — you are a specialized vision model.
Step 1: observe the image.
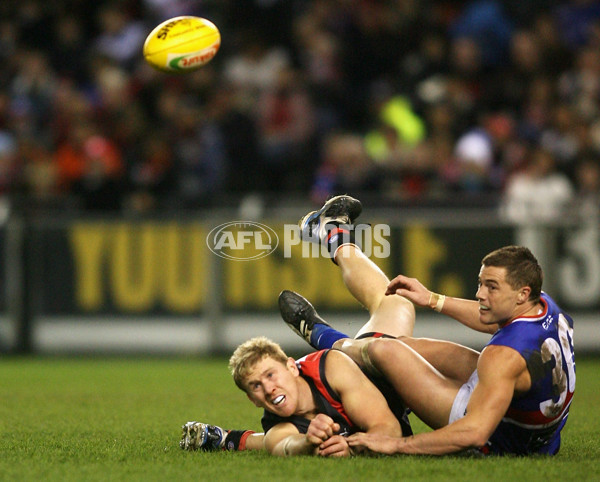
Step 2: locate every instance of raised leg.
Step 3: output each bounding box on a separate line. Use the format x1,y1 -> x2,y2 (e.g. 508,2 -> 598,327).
334,244 -> 415,339
285,194 -> 414,348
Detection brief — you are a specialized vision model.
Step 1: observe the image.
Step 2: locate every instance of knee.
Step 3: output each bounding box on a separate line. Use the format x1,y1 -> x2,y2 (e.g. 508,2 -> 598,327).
391,294 -> 416,316
367,338 -> 399,368
368,337 -> 416,372
381,293 -> 415,315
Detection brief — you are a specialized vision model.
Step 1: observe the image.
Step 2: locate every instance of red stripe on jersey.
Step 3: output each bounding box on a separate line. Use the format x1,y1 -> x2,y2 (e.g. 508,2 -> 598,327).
504,390 -> 574,426
298,351 -> 354,427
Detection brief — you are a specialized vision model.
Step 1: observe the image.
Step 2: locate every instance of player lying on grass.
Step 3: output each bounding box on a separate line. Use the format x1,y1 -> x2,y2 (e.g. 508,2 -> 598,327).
181,195 -> 417,456
180,335 -> 410,456
233,335 -> 413,456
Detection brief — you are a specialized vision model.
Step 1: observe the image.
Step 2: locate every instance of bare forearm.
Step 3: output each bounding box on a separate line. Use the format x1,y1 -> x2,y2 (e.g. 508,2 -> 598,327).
350,421 -> 486,456
244,433 -> 265,451
272,434 -> 318,456
387,275 -> 494,334
394,427 -> 481,455
436,297 -> 495,334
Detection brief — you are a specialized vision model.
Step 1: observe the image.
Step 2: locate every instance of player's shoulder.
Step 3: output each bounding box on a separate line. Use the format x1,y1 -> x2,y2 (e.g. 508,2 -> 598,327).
479,343 -> 527,375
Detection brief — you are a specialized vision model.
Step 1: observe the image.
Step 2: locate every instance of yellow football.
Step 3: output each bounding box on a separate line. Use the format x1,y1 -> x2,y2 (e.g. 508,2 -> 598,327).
143,16 -> 221,73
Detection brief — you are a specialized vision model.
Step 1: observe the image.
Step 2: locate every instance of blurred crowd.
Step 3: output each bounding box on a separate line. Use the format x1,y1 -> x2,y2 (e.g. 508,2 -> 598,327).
1,0 -> 600,221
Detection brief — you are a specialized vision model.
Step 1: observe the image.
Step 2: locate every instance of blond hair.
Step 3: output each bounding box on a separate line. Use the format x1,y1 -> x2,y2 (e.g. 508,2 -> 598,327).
229,336 -> 289,391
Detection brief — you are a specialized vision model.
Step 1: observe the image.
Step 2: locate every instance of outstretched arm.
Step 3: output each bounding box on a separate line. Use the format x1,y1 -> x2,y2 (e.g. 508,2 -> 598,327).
386,274 -> 496,334
264,415 -> 351,456
347,345 -> 526,455
264,422 -> 320,456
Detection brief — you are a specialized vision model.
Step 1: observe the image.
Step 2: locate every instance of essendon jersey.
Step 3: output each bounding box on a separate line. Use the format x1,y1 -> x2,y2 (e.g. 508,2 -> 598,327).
261,350 -> 355,434
261,349 -> 413,436
485,292 -> 576,455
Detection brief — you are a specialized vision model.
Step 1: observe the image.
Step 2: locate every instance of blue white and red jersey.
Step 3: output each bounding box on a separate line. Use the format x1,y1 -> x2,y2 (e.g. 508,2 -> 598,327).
485,292 -> 576,455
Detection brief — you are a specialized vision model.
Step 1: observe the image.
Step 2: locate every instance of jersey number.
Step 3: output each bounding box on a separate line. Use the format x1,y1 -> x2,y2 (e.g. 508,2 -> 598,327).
539,314 -> 575,418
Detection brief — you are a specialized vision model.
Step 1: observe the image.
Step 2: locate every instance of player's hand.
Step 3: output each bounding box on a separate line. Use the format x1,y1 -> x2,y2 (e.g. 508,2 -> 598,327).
306,414 -> 340,445
347,432 -> 400,455
386,274 -> 431,307
317,434 -> 352,457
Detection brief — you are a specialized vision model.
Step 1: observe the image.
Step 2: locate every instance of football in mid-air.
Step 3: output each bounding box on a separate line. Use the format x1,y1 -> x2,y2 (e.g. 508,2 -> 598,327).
143,16 -> 221,73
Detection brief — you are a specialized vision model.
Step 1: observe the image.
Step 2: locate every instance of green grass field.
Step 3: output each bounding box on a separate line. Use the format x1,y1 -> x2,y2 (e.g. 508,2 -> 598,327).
1,356 -> 599,481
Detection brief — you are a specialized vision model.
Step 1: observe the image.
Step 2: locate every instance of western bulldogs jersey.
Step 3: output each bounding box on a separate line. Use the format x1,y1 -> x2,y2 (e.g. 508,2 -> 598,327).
261,349 -> 412,436
485,292 -> 575,455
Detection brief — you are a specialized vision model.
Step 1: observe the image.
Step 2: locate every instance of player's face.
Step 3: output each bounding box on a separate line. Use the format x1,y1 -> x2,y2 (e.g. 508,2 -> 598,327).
243,356 -> 300,417
476,265 -> 524,326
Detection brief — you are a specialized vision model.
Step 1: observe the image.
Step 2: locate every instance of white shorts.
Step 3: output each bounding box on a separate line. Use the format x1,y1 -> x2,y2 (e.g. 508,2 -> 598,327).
449,370 -> 479,424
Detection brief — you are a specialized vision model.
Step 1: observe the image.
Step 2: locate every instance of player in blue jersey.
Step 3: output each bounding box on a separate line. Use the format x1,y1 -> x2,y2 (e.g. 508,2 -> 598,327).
286,196 -> 575,455
342,245 -> 575,455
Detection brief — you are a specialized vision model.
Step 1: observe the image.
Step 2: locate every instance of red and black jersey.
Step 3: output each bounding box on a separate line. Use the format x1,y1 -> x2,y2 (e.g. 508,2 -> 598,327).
261,350 -> 355,434
261,349 -> 412,436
